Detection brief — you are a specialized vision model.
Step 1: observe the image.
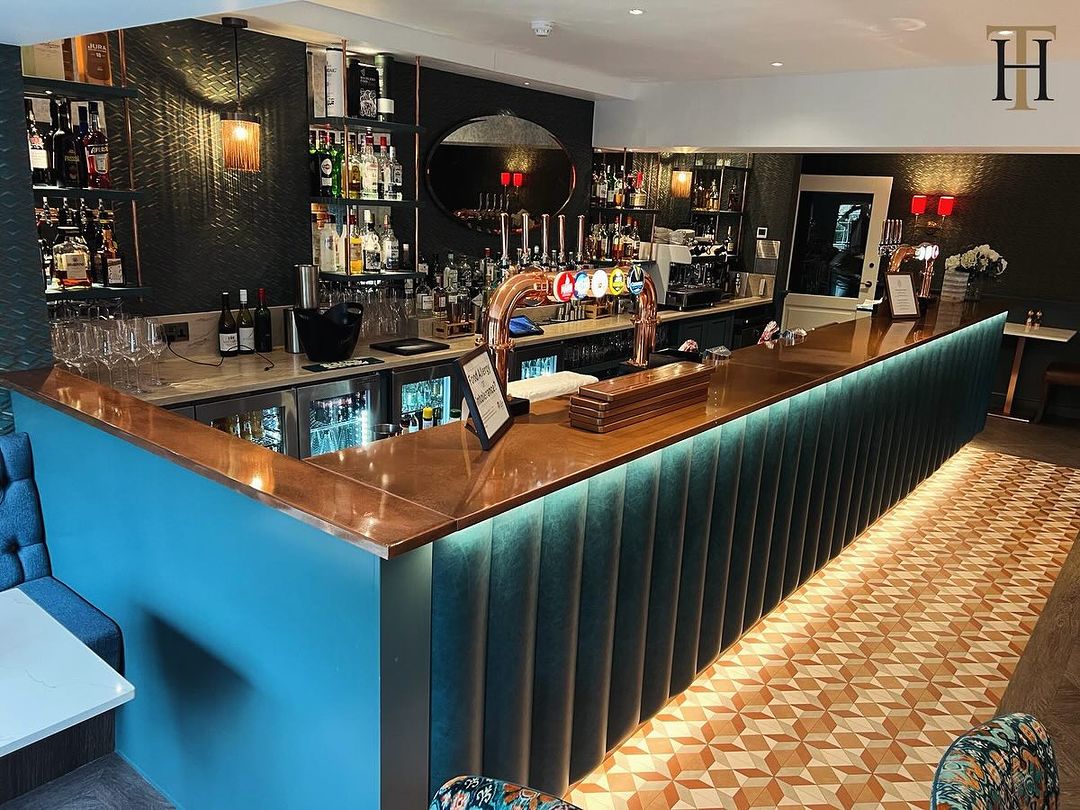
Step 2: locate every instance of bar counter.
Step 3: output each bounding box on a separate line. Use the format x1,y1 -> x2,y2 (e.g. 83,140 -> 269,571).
2,301 -> 1007,810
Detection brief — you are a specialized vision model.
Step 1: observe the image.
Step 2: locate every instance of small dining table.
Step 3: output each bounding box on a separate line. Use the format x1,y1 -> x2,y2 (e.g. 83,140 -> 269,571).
0,588 -> 134,757
999,322 -> 1078,418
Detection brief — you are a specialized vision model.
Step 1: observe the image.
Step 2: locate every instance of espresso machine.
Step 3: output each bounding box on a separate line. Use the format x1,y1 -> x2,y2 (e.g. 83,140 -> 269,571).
645,238 -> 737,310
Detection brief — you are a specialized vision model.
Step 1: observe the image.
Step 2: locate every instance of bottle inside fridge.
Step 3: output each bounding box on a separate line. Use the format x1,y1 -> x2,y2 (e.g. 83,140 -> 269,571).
400,376 -> 451,426
209,407 -> 286,454
519,354 -> 559,381
307,391 -> 373,455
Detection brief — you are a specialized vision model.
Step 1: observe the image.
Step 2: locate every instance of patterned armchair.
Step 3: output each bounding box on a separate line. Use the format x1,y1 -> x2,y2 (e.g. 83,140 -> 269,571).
430,776 -> 583,810
931,713 -> 1059,809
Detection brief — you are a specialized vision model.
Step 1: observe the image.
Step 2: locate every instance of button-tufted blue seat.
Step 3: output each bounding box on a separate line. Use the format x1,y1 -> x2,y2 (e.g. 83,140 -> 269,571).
0,432 -> 122,671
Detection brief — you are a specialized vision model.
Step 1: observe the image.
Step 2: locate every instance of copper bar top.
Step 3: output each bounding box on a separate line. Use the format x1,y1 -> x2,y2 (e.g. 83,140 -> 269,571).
2,301 -> 1004,559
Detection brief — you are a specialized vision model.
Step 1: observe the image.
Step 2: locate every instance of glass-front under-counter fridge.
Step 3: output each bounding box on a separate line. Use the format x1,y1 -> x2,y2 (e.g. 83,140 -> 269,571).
295,374 -> 386,458
194,390 -> 299,457
391,362 -> 459,427
509,341 -> 563,382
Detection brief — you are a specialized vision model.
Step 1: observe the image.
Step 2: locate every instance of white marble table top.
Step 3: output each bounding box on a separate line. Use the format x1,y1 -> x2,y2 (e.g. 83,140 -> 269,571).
1003,322 -> 1077,343
0,588 -> 133,757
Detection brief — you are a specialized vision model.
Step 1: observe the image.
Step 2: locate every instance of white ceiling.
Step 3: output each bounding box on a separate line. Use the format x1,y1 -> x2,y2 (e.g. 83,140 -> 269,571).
6,0 -> 1079,100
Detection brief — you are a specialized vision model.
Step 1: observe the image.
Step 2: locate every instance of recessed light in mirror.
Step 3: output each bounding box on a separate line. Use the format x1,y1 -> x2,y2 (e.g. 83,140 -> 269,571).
629,8 -> 645,15
770,61 -> 784,67
523,81 -> 531,86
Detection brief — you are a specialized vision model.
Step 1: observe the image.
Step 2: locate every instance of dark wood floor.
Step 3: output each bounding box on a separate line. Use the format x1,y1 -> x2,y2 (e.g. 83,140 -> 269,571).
986,416 -> 1080,807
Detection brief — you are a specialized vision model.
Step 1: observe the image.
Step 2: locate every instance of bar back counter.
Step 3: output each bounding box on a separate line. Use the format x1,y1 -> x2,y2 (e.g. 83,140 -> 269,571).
3,303 -> 1006,810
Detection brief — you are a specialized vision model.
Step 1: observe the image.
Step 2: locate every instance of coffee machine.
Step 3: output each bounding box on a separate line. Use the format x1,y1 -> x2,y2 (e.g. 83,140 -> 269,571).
645,239 -> 737,310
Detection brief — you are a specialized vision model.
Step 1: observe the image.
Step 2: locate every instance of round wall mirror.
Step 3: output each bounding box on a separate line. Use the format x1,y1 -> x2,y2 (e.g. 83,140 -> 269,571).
427,114 -> 575,235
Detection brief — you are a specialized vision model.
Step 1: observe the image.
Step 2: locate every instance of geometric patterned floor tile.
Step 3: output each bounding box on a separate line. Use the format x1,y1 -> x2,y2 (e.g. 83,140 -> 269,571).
567,448 -> 1080,809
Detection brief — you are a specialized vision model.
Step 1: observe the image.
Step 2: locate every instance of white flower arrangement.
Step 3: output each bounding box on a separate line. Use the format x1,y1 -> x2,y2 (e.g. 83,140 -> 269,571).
943,244 -> 1008,280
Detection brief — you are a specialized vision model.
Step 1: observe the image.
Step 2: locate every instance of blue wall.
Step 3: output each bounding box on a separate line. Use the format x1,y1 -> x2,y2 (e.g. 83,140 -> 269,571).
12,394 -> 383,809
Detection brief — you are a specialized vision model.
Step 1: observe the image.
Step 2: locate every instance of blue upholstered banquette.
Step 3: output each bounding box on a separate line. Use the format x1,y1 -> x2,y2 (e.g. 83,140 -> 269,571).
0,432 -> 122,670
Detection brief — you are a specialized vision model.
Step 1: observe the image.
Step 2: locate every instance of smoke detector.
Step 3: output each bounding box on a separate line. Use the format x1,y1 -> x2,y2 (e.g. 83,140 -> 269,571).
531,20 -> 554,37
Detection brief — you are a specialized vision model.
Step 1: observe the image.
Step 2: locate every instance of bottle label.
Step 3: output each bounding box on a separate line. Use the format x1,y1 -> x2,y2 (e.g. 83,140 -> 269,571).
320,158 -> 333,184
377,97 -> 395,115
419,293 -> 433,312
88,145 -> 108,174
56,251 -> 88,279
219,332 -> 238,353
29,139 -> 48,169
239,327 -> 255,351
106,257 -> 123,285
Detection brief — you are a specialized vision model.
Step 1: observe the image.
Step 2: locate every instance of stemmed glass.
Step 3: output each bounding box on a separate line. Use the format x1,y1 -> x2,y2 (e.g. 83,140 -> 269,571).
97,322 -> 124,387
118,317 -> 149,393
144,319 -> 167,386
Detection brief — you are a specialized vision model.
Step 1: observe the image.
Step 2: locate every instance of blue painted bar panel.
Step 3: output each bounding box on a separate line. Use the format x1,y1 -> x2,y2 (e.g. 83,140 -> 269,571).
12,394 -> 384,810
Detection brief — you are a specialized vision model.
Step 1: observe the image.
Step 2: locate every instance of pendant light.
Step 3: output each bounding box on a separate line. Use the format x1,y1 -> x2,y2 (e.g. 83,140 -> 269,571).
220,17 -> 261,172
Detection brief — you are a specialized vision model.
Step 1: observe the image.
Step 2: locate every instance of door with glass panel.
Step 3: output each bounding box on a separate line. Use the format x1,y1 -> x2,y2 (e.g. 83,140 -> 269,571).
391,363 -> 458,427
782,175 -> 892,331
296,375 -> 385,458
194,390 -> 299,457
510,342 -> 563,382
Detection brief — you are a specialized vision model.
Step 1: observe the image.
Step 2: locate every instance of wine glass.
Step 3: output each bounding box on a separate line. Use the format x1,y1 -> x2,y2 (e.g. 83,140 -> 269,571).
118,317 -> 150,393
144,318 -> 167,386
97,321 -> 124,388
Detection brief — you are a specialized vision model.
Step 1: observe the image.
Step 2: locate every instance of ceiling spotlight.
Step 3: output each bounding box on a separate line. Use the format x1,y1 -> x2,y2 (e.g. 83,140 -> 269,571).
531,19 -> 553,36
771,61 -> 784,67
629,8 -> 645,15
524,81 -> 531,86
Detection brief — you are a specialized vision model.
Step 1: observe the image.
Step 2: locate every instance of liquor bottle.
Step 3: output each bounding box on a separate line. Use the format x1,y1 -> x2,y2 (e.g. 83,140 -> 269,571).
82,102 -> 110,188
708,179 -> 720,211
432,268 -> 447,319
36,204 -> 54,283
348,213 -> 364,274
377,136 -> 390,198
72,33 -> 112,85
414,272 -> 433,316
387,146 -> 402,200
613,171 -> 625,208
311,212 -> 322,265
724,226 -> 737,258
254,288 -> 273,352
52,102 -> 78,188
606,167 -> 616,204
307,131 -> 320,194
218,292 -> 239,357
237,289 -> 255,354
726,179 -> 740,211
380,214 -> 399,270
347,132 -> 362,198
317,131 -> 334,196
99,217 -> 124,286
78,199 -> 101,279
407,411 -> 420,433
74,105 -> 89,187
421,406 -> 434,429
358,209 -> 379,271
360,130 -> 379,199
51,224 -> 91,289
319,215 -> 339,273
327,132 -> 342,198
374,53 -> 394,121
25,100 -> 49,184
632,171 -> 647,208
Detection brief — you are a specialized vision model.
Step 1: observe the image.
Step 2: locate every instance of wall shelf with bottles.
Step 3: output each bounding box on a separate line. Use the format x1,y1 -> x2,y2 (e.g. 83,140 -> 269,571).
45,284 -> 149,300
22,77 -> 138,101
24,30 -> 142,291
690,208 -> 743,216
311,196 -> 417,210
592,206 -> 658,215
33,186 -> 140,203
310,115 -> 420,135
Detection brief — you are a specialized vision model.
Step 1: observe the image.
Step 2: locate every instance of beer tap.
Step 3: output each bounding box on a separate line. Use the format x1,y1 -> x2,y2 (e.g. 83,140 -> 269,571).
540,214 -> 550,269
520,212 -> 530,270
557,214 -> 567,268
499,212 -> 513,280
576,214 -> 586,267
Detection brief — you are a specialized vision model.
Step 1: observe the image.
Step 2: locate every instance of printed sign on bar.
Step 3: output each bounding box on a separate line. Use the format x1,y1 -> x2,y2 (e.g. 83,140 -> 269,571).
457,345 -> 513,450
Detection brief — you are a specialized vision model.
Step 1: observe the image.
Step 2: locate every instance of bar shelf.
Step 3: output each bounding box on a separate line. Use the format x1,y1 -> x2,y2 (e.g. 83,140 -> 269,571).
45,285 -> 150,300
311,196 -> 418,210
319,270 -> 425,281
310,116 -> 421,135
33,186 -> 140,203
22,77 -> 138,100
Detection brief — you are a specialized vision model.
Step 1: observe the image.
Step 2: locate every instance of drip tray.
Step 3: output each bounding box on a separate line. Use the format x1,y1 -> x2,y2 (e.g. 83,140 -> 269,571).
369,338 -> 452,356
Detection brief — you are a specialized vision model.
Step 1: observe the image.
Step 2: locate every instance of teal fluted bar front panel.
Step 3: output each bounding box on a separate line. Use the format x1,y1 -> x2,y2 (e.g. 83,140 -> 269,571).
428,313 -> 1006,798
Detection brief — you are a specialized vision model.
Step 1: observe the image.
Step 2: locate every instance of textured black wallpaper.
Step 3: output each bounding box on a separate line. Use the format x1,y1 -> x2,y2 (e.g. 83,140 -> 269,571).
2,45 -> 54,432
109,19 -> 310,314
412,64 -> 594,262
803,153 -> 1080,417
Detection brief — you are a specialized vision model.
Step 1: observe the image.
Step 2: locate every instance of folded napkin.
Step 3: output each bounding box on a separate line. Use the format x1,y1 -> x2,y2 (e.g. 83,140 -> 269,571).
507,371 -> 600,402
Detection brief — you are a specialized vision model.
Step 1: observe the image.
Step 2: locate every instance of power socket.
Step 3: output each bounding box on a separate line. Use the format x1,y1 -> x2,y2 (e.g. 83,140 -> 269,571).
163,322 -> 189,343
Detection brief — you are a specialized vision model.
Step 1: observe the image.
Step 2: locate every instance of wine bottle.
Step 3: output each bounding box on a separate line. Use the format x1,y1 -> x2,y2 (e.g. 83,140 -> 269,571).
237,289 -> 255,354
218,291 -> 239,357
83,102 -> 110,188
254,288 -> 273,352
25,100 -> 49,184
